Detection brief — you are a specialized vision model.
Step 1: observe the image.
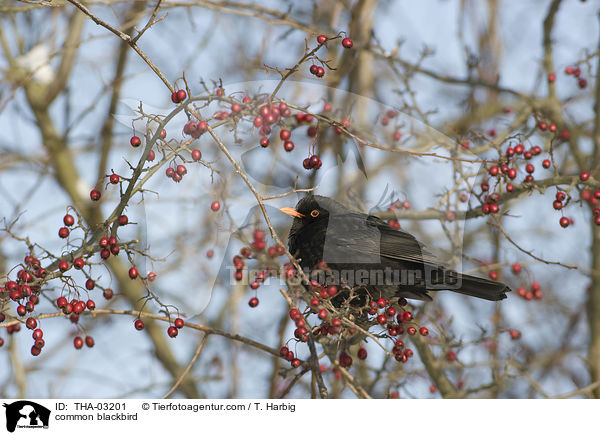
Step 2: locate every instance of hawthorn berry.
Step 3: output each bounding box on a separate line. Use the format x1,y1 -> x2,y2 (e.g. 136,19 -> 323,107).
90,189 -> 101,201
283,140 -> 294,152
85,279 -> 95,290
248,297 -> 259,307
174,318 -> 184,329
26,317 -> 37,330
211,201 -> 220,212
419,327 -> 429,336
130,136 -> 141,147
191,149 -> 202,161
118,215 -> 128,226
86,299 -> 95,310
59,261 -> 70,272
259,137 -> 269,147
63,214 -> 75,226
357,347 -> 368,360
125,267 -> 138,280
109,174 -> 119,184
341,37 -> 353,48
317,34 -> 327,44
73,336 -> 84,349
134,319 -> 145,330
509,329 -> 521,340
280,129 -> 291,140
58,227 -> 70,238
580,171 -> 590,182
512,263 -> 522,274
542,159 -> 551,169
147,150 -> 156,161
559,216 -> 570,228
167,326 -> 178,338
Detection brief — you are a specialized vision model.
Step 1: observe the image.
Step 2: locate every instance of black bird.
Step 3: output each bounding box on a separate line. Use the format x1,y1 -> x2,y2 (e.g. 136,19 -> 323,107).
280,194 -> 510,303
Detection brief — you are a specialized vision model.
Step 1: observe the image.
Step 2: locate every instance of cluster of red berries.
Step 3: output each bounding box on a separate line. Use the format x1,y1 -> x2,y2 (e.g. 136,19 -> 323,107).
279,345 -> 301,368
73,335 -> 95,350
171,89 -> 187,104
183,119 -> 208,139
516,281 -> 543,301
564,65 -> 587,88
309,64 -> 325,78
167,317 -> 185,338
579,180 -> 600,226
302,154 -> 322,170
99,234 -> 121,259
166,164 -> 188,183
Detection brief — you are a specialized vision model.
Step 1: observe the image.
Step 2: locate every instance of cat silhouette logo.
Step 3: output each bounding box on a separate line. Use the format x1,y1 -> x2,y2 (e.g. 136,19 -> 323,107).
3,401 -> 50,432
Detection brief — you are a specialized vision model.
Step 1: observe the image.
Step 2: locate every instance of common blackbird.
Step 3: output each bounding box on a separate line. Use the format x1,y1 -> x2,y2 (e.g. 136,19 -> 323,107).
280,194 -> 510,303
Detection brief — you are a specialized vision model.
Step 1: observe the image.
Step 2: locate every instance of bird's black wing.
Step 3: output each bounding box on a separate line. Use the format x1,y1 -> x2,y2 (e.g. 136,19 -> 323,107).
366,215 -> 441,267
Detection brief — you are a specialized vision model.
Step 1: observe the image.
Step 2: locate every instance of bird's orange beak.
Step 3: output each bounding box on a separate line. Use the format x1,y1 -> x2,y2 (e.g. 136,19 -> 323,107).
279,207 -> 304,218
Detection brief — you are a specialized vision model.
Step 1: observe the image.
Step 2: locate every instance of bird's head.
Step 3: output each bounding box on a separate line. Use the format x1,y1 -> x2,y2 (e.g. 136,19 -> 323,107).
280,194 -> 348,233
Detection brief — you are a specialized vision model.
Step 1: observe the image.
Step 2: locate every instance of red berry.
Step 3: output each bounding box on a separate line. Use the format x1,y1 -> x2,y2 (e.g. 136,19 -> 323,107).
559,216 -> 570,228
100,248 -> 110,259
130,136 -> 141,147
109,174 -> 119,184
191,149 -> 202,161
317,34 -> 327,44
248,297 -> 259,307
578,78 -> 587,88
512,263 -> 522,274
525,164 -> 535,174
26,317 -> 37,329
580,171 -> 590,181
283,140 -> 294,152
85,278 -> 95,290
134,319 -> 145,330
73,257 -> 85,270
167,326 -> 178,338
342,37 -> 353,48
407,327 -> 417,335
514,143 -> 524,154
446,350 -> 457,361
250,281 -> 259,290
211,201 -> 220,212
177,89 -> 187,102
57,296 -> 68,308
357,347 -> 368,360
59,261 -> 69,272
118,215 -> 128,226
84,336 -> 94,348
259,137 -> 269,147
128,267 -> 139,279
63,214 -> 75,226
73,336 -> 84,349
309,64 -> 319,75
253,116 -> 263,128
547,73 -> 556,83
146,150 -> 155,161
58,227 -> 70,238
509,329 -> 521,339
86,299 -> 95,310
174,318 -> 184,329
542,159 -> 551,169
280,129 -> 291,140
419,327 -> 429,336
90,189 -> 101,201
507,168 -> 517,179
103,288 -> 114,299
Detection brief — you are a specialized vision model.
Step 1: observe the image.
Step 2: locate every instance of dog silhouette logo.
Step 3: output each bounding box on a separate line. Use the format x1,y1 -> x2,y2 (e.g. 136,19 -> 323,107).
3,401 -> 50,432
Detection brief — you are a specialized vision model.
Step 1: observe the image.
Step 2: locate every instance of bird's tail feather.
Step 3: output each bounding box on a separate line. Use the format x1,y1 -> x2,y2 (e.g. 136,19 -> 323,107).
449,274 -> 510,301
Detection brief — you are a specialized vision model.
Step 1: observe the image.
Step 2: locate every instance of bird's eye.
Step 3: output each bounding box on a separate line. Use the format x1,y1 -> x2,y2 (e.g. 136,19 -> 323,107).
310,210 -> 320,217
